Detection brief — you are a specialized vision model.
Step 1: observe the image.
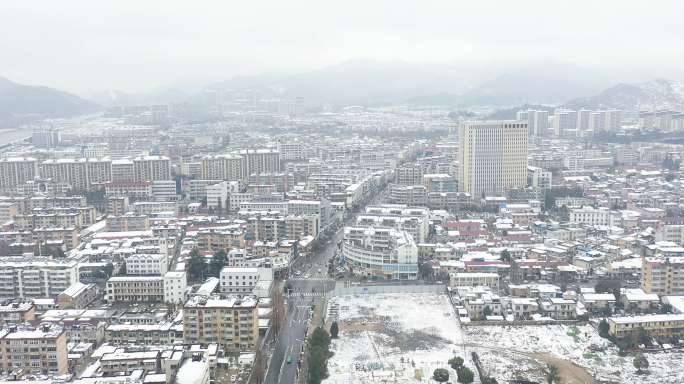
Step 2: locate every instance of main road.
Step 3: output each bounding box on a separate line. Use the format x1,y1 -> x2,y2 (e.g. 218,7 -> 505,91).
264,186 -> 386,384
264,228 -> 344,384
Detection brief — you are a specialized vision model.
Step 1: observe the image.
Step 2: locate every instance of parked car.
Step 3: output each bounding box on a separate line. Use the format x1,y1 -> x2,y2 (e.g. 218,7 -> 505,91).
230,375 -> 236,382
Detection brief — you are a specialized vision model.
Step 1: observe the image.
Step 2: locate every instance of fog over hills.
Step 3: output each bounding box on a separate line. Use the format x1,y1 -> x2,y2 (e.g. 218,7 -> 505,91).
564,78 -> 684,111
0,76 -> 101,117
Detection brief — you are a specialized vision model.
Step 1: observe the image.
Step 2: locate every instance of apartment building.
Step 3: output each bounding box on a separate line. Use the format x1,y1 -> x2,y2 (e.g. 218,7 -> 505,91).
133,155 -> 171,182
395,164 -> 424,186
100,350 -> 161,375
106,213 -> 150,232
183,295 -> 259,350
0,323 -> 68,375
14,212 -> 86,230
33,226 -> 79,249
106,276 -> 164,302
124,253 -> 168,276
360,205 -> 430,243
105,323 -> 182,345
105,181 -> 153,198
580,293 -> 616,313
196,228 -> 245,252
233,149 -> 281,176
284,214 -> 319,239
41,158 -> 90,190
608,313 -> 684,342
0,257 -> 79,301
111,159 -> 135,182
0,302 -> 35,328
287,197 -> 332,229
569,207 -> 621,226
539,298 -> 576,319
342,226 -> 418,280
0,202 -> 19,222
458,121 -> 528,198
133,201 -> 178,215
201,154 -> 245,181
219,267 -> 273,295
641,256 -> 684,295
0,157 -> 39,189
58,282 -> 98,309
105,196 -> 130,215
164,271 -> 187,304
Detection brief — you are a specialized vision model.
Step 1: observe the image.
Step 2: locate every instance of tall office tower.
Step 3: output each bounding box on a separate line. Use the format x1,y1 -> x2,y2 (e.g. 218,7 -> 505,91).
577,109 -> 591,131
244,89 -> 254,106
553,109 -> 577,136
458,120 -> 529,198
133,155 -> 171,182
605,109 -> 622,132
255,90 -> 262,107
204,90 -> 218,112
534,110 -> 549,136
0,157 -> 39,188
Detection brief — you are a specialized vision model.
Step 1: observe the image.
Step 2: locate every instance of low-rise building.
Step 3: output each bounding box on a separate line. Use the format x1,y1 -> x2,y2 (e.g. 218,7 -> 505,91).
580,293 -> 616,313
607,313 -> 684,342
219,267 -> 273,296
450,273 -> 499,292
539,298 -> 576,319
0,322 -> 68,375
0,301 -> 35,328
124,253 -> 168,276
58,282 -> 98,309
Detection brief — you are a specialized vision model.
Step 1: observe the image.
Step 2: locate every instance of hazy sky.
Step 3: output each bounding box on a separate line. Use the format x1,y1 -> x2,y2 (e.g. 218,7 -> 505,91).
2,1 -> 683,96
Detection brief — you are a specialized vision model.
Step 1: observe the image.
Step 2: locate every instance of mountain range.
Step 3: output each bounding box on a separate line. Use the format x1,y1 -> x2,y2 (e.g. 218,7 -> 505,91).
0,76 -> 101,118
3,60 -> 684,119
563,78 -> 684,111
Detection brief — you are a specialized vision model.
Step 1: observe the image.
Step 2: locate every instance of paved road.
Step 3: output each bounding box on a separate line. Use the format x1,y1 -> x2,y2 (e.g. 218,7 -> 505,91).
264,229 -> 344,384
264,185 -> 387,384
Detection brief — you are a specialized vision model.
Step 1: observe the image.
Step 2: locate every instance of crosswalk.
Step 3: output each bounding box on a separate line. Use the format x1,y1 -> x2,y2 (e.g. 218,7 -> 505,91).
287,292 -> 325,298
288,277 -> 334,282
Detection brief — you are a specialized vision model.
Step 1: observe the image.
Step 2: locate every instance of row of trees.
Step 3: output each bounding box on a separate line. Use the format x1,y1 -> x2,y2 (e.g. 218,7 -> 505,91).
308,327 -> 331,384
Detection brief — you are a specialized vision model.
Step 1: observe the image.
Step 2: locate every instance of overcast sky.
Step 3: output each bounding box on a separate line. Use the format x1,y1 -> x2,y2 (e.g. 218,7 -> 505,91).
2,1 -> 683,96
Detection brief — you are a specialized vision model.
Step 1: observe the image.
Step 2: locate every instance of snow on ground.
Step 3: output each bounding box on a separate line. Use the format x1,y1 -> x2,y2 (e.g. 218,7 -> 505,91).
323,293 -> 467,383
463,324 -> 684,384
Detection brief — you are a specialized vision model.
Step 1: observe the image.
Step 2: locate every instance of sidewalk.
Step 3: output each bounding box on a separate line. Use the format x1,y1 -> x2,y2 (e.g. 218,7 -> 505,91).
299,296 -> 327,384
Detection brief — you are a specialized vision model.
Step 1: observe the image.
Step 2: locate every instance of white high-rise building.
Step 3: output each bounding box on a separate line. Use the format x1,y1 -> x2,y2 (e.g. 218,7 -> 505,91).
204,90 -> 218,112
577,109 -> 591,131
553,109 -> 577,136
606,110 -> 622,132
517,109 -> 537,136
534,111 -> 549,136
458,120 -> 529,198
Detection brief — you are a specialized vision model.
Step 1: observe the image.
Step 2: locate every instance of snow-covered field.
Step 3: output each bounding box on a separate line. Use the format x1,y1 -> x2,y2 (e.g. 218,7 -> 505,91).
323,293 -> 467,383
323,292 -> 684,384
463,324 -> 684,384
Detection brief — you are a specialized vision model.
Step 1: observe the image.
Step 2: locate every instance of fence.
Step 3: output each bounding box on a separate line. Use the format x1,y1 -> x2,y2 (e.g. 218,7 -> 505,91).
461,320 -> 590,327
324,284 -> 447,300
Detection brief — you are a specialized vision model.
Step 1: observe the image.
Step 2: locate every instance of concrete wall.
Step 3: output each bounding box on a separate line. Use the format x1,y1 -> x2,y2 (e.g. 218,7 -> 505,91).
325,284 -> 446,300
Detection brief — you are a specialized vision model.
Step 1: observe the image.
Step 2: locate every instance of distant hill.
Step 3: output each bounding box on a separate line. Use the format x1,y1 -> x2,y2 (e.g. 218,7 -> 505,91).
89,88 -> 191,106
0,76 -> 101,117
195,58 -> 612,107
564,78 -> 684,110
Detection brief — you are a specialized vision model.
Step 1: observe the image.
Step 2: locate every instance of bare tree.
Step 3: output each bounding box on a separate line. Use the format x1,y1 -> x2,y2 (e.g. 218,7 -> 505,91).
270,285 -> 286,340
252,338 -> 266,384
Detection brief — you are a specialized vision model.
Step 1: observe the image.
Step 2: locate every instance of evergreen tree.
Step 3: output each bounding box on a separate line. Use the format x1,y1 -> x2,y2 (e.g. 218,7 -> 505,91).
330,321 -> 339,338
187,248 -> 207,278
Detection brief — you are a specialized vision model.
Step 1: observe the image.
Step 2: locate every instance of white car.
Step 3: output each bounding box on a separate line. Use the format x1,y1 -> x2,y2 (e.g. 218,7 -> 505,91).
230,375 -> 236,382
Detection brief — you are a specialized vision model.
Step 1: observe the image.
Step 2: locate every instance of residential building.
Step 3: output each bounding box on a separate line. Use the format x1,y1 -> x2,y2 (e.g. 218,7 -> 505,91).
183,295 -> 259,350
58,282 -> 98,309
219,267 -> 273,295
133,155 -> 171,182
641,256 -> 684,295
0,302 -> 35,328
607,313 -> 684,342
0,157 -> 39,189
164,271 -> 188,305
124,254 -> 168,276
0,257 -> 79,301
106,213 -> 150,232
106,276 -> 164,302
0,322 -> 68,375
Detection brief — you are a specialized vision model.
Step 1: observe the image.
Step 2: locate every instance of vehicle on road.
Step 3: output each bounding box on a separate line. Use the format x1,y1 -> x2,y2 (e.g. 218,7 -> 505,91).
318,268 -> 321,273
230,375 -> 236,382
286,356 -> 292,363
295,271 -> 301,276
